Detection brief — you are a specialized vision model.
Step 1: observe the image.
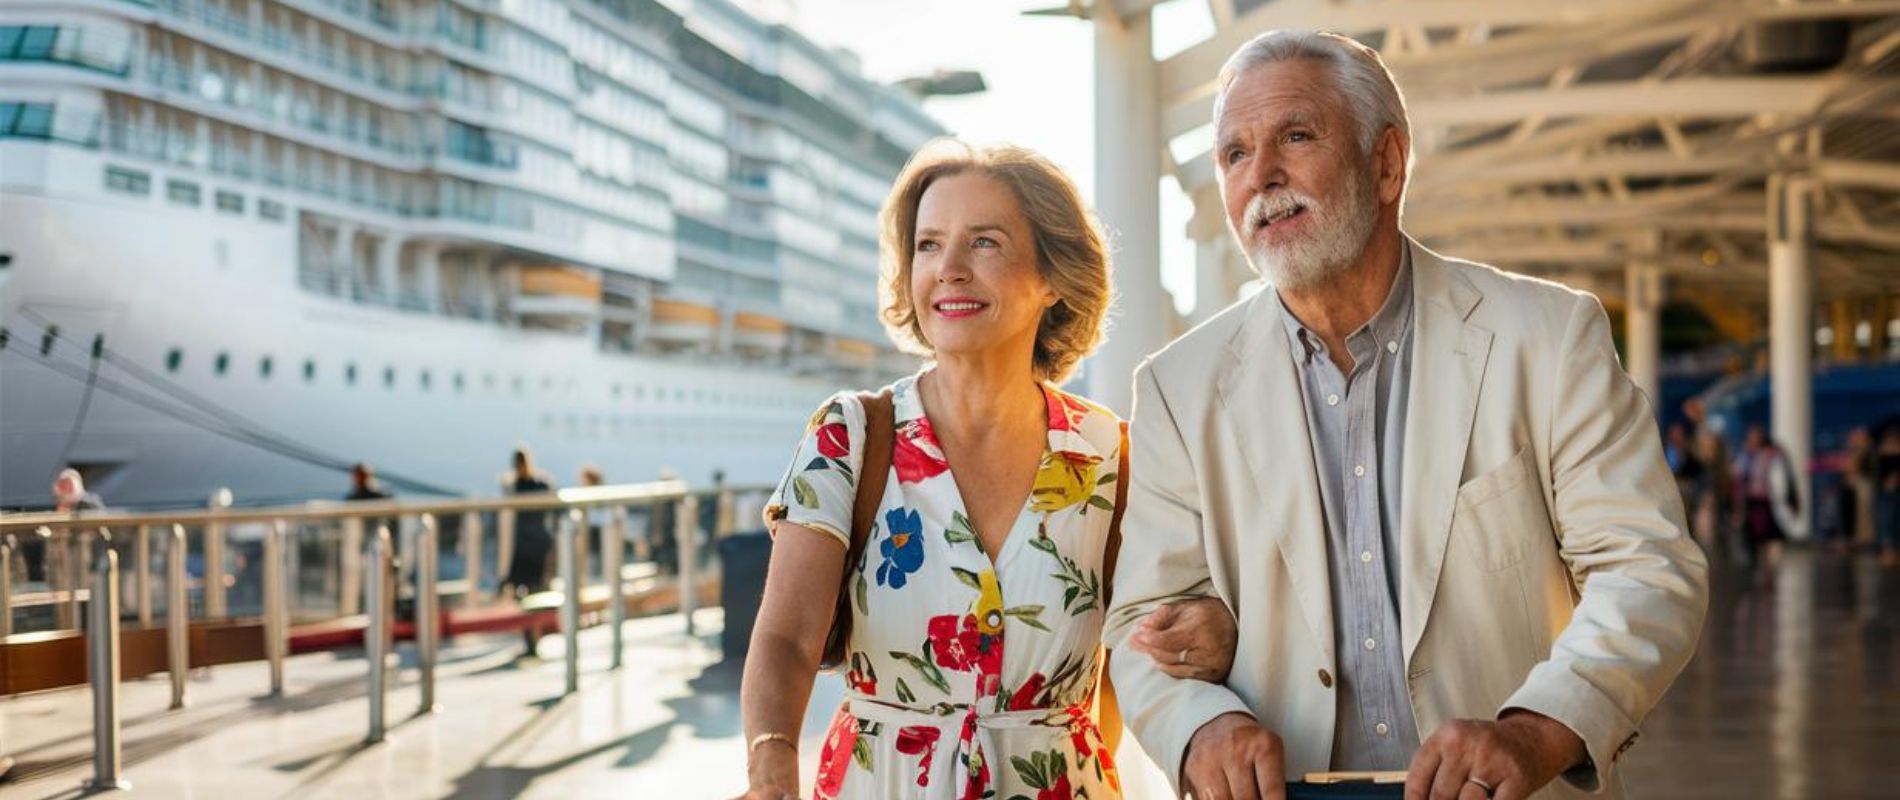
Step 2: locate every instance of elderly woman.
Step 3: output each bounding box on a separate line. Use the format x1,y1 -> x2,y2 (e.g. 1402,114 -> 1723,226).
738,141 -> 1233,800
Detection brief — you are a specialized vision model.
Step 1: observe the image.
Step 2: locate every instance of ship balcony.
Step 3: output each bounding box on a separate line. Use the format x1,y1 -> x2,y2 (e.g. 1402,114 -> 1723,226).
510,293 -> 597,318
731,312 -> 788,354
646,297 -> 718,346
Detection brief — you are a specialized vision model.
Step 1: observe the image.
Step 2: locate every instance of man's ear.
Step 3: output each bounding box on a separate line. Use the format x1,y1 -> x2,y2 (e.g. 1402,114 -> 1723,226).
1377,126 -> 1409,206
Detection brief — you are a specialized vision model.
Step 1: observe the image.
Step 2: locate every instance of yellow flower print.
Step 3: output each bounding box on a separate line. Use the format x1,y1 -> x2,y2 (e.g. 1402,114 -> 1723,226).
973,569 -> 1004,636
1030,449 -> 1103,513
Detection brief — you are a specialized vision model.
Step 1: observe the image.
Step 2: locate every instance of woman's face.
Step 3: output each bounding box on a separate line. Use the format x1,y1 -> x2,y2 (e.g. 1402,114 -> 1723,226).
909,173 -> 1055,368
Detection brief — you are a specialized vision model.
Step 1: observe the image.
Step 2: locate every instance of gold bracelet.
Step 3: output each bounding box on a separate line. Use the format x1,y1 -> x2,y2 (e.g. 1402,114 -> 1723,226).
748,732 -> 796,754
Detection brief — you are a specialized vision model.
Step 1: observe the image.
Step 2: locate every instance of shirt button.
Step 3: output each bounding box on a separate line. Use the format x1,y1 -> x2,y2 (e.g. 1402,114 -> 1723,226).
1363,637 -> 1377,651
1318,668 -> 1334,688
1386,341 -> 1398,354
1360,550 -> 1373,563
1353,465 -> 1366,477
1326,393 -> 1340,406
1376,722 -> 1390,736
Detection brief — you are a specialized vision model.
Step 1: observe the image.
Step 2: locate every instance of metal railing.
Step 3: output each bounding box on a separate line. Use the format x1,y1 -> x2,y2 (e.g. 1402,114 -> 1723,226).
0,479 -> 767,792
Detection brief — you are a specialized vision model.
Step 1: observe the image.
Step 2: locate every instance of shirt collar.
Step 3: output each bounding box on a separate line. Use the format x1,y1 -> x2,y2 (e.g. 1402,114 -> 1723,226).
1273,245 -> 1415,365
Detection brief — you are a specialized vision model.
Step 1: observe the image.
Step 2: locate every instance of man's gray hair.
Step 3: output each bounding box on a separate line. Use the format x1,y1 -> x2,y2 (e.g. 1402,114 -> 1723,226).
1213,30 -> 1410,157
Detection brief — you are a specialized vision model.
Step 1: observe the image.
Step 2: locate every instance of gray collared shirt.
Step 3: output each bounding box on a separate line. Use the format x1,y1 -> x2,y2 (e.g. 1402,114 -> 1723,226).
1274,249 -> 1421,770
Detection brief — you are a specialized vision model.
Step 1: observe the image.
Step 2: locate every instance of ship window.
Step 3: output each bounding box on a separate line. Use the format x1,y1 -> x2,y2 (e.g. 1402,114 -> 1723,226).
511,375 -> 524,393
611,383 -> 621,398
259,356 -> 273,378
104,166 -> 151,196
258,199 -> 286,221
540,376 -> 552,391
165,347 -> 183,372
303,359 -> 316,382
167,179 -> 201,206
483,372 -> 495,390
346,363 -> 358,385
453,372 -> 465,392
383,366 -> 395,388
633,385 -> 645,399
214,351 -> 229,375
215,190 -> 244,214
420,369 -> 431,390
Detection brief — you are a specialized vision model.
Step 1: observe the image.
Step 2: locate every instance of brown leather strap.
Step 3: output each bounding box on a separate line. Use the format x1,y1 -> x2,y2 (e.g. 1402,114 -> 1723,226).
849,389 -> 896,560
1102,421 -> 1130,607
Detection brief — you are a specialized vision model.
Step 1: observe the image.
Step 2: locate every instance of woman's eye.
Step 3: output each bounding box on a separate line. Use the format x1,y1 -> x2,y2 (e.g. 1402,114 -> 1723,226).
973,236 -> 998,248
916,239 -> 939,252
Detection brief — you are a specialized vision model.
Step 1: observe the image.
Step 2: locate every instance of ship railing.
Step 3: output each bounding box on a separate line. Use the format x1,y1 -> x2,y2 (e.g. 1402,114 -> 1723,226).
0,480 -> 771,790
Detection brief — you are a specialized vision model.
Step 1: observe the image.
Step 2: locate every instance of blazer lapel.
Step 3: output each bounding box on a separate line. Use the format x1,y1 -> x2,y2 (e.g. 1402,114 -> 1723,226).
1399,239 -> 1493,663
1217,291 -> 1335,666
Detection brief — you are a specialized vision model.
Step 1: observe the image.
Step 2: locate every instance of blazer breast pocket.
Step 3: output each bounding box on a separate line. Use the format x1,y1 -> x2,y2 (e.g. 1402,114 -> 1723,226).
1450,446 -> 1551,572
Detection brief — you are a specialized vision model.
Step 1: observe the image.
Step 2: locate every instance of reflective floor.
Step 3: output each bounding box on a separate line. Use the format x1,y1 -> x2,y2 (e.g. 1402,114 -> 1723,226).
1,548 -> 1895,798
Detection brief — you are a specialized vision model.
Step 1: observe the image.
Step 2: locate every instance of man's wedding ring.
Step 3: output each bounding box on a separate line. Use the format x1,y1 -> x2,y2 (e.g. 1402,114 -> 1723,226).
1466,777 -> 1496,798
1176,649 -> 1188,665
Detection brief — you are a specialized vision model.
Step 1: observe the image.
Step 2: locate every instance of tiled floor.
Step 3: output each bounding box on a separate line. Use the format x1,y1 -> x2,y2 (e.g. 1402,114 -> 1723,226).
2,548 -> 1896,798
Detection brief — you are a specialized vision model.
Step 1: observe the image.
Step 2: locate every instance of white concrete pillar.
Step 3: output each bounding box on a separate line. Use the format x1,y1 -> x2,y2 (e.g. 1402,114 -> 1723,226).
1624,262 -> 1664,410
1090,8 -> 1166,414
1768,174 -> 1814,529
374,233 -> 401,302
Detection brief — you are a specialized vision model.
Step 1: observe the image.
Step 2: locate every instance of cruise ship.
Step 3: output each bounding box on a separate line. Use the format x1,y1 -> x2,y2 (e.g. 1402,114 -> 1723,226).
0,0 -> 942,508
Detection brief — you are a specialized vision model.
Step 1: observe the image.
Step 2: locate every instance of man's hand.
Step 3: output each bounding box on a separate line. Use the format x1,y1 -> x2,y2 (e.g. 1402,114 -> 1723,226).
1128,597 -> 1238,682
1182,712 -> 1286,800
1404,711 -> 1586,800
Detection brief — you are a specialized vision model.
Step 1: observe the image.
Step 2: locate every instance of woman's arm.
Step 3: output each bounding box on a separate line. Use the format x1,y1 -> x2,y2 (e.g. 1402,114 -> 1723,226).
738,522 -> 848,799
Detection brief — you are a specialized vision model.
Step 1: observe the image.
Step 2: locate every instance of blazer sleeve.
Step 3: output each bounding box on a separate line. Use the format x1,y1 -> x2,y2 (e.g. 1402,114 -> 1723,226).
1502,293 -> 1711,791
1104,361 -> 1256,792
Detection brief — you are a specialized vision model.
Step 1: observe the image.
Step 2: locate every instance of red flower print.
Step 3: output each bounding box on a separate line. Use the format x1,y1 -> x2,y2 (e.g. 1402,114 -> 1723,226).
813,710 -> 859,800
894,725 -> 941,787
1037,768 -> 1074,800
816,421 -> 849,459
1046,390 -> 1089,433
845,652 -> 877,695
926,614 -> 980,671
893,417 -> 950,484
1007,673 -> 1047,711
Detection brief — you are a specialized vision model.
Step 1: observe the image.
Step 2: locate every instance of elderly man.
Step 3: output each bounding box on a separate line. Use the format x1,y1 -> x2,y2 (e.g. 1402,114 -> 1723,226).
1103,31 -> 1708,800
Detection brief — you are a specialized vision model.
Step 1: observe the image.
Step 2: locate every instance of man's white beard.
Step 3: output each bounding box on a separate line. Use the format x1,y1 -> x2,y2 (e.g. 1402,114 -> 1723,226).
1242,168 -> 1379,293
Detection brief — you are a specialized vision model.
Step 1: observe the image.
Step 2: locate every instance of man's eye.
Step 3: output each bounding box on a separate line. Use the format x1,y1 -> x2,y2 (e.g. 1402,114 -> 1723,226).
1287,131 -> 1311,143
1224,148 -> 1245,165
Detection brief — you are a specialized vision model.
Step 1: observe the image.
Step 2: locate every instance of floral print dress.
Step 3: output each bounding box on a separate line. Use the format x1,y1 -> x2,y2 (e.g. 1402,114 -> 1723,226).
765,371 -> 1124,800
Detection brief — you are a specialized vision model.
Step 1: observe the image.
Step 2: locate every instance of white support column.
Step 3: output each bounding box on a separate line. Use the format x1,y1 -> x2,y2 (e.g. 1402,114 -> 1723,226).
1091,7 -> 1166,414
1769,174 -> 1814,533
1189,186 -> 1237,327
1624,262 -> 1664,409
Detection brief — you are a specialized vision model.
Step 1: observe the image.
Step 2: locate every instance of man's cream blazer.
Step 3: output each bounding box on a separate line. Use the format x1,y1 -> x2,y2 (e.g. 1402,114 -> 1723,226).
1104,239 -> 1709,798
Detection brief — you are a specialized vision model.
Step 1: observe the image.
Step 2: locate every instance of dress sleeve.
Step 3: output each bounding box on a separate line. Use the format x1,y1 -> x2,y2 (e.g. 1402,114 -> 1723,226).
762,392 -> 866,548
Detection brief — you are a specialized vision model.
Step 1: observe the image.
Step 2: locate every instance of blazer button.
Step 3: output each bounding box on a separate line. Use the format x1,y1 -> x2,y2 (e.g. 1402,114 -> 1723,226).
1318,669 -> 1334,688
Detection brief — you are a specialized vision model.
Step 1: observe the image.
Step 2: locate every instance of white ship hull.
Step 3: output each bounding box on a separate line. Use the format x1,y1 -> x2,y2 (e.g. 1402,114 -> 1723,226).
2,144 -> 843,508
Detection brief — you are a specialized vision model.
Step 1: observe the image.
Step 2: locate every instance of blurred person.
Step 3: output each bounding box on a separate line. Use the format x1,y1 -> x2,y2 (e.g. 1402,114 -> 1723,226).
1877,428 -> 1900,568
1104,31 -> 1708,800
1843,427 -> 1876,548
1665,422 -> 1703,515
1733,424 -> 1799,571
33,468 -> 104,583
737,141 -> 1235,800
1694,428 -> 1733,555
501,447 -> 555,598
345,462 -> 397,556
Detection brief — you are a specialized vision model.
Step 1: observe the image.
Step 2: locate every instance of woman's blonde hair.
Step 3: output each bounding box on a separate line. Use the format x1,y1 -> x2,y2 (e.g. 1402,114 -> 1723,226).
878,139 -> 1111,385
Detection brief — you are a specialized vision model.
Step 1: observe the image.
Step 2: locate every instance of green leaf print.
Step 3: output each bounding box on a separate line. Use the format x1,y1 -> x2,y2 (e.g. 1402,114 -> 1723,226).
1010,755 -> 1047,790
889,649 -> 951,694
895,676 -> 916,704
946,511 -> 978,546
951,567 -> 983,592
1027,535 -> 1058,556
1086,494 -> 1114,512
1096,471 -> 1118,486
792,475 -> 817,509
1003,605 -> 1048,631
854,572 -> 869,616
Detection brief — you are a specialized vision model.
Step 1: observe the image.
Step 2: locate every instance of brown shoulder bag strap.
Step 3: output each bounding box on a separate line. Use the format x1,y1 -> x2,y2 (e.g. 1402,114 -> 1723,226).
1102,421 -> 1130,607
847,389 -> 896,576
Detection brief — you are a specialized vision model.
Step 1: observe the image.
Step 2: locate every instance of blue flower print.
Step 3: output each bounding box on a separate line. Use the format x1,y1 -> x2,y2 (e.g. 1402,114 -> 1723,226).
876,507 -> 926,589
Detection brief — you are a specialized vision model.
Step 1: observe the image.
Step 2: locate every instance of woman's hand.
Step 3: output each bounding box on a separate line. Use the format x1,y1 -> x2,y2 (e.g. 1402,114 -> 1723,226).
1127,596 -> 1237,682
